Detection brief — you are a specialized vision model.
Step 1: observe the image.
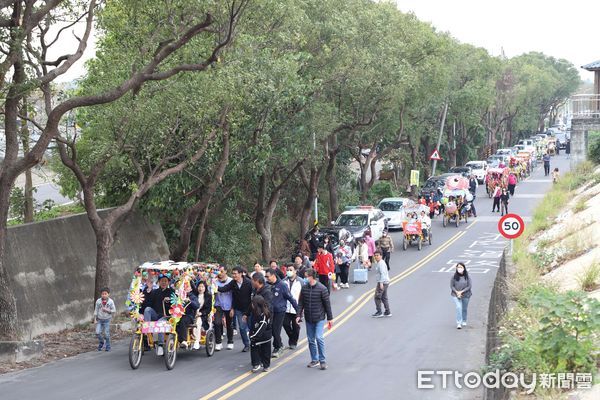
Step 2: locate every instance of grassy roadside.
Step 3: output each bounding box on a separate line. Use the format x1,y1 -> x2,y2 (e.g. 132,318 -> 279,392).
487,162 -> 600,397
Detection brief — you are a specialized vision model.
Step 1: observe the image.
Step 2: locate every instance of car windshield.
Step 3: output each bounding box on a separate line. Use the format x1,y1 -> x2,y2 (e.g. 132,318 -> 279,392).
467,163 -> 483,169
450,167 -> 469,172
336,214 -> 368,226
379,201 -> 403,211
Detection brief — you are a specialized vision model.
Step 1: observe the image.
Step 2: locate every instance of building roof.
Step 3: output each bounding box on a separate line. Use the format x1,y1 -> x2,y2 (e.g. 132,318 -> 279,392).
582,60 -> 600,71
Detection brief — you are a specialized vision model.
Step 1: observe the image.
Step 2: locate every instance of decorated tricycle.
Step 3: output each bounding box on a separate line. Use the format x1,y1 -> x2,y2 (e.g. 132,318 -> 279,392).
126,261 -> 218,370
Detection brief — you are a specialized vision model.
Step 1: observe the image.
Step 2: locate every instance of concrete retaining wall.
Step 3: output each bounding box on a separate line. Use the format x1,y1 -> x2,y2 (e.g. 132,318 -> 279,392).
485,247 -> 510,400
4,211 -> 169,340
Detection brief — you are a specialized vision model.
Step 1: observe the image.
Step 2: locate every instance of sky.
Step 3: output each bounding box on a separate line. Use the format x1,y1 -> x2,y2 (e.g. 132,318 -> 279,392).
394,0 -> 599,80
57,0 -> 599,82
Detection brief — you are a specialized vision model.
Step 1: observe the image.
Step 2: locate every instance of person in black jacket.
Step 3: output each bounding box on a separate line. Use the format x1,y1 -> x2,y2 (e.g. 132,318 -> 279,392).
218,266 -> 253,352
196,280 -> 212,331
248,273 -> 273,310
265,268 -> 299,358
297,268 -> 333,371
142,274 -> 174,355
249,295 -> 272,373
176,287 -> 200,348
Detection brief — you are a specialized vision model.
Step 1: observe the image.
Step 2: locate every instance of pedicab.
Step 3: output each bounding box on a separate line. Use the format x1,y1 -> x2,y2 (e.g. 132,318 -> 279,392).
401,202 -> 431,250
547,138 -> 557,156
441,175 -> 470,227
486,167 -> 509,197
126,261 -> 218,370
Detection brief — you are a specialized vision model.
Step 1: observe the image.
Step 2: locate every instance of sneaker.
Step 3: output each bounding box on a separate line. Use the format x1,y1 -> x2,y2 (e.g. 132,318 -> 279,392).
97,345 -> 103,352
320,362 -> 328,370
272,348 -> 282,358
262,367 -> 270,373
227,343 -> 234,350
288,344 -> 297,350
215,343 -> 223,351
462,321 -> 467,327
371,311 -> 383,318
251,365 -> 261,373
242,345 -> 250,352
307,361 -> 320,368
181,341 -> 188,349
457,324 -> 462,329
193,341 -> 200,350
344,283 -> 350,288
156,345 -> 164,356
233,329 -> 238,336
383,311 -> 392,317
105,347 -> 111,352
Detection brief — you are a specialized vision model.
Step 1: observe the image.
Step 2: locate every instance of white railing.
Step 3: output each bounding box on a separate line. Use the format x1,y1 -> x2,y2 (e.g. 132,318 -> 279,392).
569,94 -> 600,119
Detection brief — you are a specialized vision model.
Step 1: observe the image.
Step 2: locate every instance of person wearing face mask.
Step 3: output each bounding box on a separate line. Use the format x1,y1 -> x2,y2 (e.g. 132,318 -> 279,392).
450,262 -> 472,329
265,268 -> 299,358
282,265 -> 303,349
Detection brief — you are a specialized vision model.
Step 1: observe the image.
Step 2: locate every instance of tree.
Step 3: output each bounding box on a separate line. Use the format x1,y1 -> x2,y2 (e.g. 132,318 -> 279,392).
0,0 -> 247,338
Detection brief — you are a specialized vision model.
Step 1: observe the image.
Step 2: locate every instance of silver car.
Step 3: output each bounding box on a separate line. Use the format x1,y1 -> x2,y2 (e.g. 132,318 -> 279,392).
377,197 -> 409,230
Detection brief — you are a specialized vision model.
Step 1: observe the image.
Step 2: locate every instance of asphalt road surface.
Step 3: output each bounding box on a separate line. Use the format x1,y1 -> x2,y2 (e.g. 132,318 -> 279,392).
0,154 -> 570,400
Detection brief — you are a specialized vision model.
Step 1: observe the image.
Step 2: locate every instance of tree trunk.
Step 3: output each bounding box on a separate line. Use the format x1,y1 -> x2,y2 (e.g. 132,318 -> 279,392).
170,131 -> 229,261
194,203 -> 211,261
20,103 -> 34,223
299,166 -> 321,237
0,177 -> 19,339
325,153 -> 339,223
93,225 -> 115,303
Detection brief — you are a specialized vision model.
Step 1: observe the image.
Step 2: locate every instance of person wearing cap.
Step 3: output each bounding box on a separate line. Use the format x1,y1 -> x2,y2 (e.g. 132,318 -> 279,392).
376,230 -> 394,271
141,273 -> 175,355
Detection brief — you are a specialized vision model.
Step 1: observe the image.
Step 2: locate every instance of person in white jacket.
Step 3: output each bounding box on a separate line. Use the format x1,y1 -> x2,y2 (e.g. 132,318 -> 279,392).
353,238 -> 370,270
282,265 -> 303,349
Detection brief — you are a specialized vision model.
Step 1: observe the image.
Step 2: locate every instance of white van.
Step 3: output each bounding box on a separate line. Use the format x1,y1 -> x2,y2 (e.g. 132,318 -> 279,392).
465,161 -> 488,183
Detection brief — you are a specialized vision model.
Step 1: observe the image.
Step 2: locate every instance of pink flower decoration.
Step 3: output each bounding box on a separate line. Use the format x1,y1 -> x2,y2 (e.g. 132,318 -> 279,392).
169,304 -> 185,319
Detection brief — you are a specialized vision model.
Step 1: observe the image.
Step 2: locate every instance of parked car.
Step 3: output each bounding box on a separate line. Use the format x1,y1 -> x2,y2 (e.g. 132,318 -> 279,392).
465,161 -> 488,183
323,206 -> 387,243
555,133 -> 567,149
448,166 -> 473,178
378,198 -> 409,230
419,173 -> 455,201
496,148 -> 516,157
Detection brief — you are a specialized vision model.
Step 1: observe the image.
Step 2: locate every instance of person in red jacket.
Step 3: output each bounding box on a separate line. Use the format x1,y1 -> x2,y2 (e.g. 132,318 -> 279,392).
313,244 -> 335,294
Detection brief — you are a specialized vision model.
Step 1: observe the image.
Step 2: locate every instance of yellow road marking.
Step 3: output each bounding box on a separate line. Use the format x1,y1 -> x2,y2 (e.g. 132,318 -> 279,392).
201,230 -> 467,400
464,219 -> 478,230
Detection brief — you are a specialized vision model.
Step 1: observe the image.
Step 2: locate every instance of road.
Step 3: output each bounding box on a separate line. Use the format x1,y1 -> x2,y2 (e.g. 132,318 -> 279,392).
0,154 -> 570,400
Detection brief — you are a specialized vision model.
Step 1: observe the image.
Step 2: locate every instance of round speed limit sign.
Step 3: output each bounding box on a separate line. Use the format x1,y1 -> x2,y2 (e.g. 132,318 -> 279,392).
498,213 -> 525,239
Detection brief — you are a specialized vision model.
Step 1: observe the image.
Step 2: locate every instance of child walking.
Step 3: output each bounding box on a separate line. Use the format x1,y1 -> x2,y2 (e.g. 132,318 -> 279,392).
552,168 -> 559,184
249,295 -> 272,373
94,287 -> 116,351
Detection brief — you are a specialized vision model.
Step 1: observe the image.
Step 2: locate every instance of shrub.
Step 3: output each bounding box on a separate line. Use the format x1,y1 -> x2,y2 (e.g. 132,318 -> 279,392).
577,262 -> 600,292
588,131 -> 600,164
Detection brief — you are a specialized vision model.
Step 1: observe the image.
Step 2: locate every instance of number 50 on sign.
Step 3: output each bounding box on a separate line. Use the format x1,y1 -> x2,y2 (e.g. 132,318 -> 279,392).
498,213 -> 525,239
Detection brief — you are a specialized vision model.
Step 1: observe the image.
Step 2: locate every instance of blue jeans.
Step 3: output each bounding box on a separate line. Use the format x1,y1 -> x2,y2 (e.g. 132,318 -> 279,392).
452,296 -> 470,324
96,319 -> 110,349
234,309 -> 249,347
144,307 -> 166,344
305,320 -> 326,363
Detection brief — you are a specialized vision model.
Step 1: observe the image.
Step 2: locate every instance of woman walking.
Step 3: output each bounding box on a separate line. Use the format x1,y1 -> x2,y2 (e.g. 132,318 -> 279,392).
500,188 -> 510,216
450,262 -> 472,329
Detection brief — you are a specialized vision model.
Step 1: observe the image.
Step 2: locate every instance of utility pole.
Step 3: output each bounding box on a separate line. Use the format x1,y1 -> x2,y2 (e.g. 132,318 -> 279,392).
431,101 -> 449,177
313,132 -> 318,226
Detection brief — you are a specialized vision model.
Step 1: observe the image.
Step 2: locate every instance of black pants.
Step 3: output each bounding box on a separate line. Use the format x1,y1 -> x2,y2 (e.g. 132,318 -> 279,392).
339,263 -> 349,284
251,340 -> 271,368
508,184 -> 515,196
319,274 -> 331,294
214,307 -> 233,344
381,249 -> 391,270
469,201 -> 477,217
544,163 -> 550,176
501,201 -> 509,215
492,197 -> 500,212
176,315 -> 194,343
272,312 -> 285,351
282,312 -> 300,346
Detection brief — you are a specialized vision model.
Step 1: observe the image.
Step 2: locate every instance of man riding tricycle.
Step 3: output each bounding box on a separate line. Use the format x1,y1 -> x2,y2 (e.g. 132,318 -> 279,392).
126,261 -> 217,370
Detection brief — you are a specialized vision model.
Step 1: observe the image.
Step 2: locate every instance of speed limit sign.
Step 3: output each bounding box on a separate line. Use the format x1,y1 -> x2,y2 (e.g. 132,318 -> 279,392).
498,213 -> 525,239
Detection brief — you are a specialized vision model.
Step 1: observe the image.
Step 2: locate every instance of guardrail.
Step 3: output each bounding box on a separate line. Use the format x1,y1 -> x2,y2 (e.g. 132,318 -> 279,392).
569,94 -> 600,118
